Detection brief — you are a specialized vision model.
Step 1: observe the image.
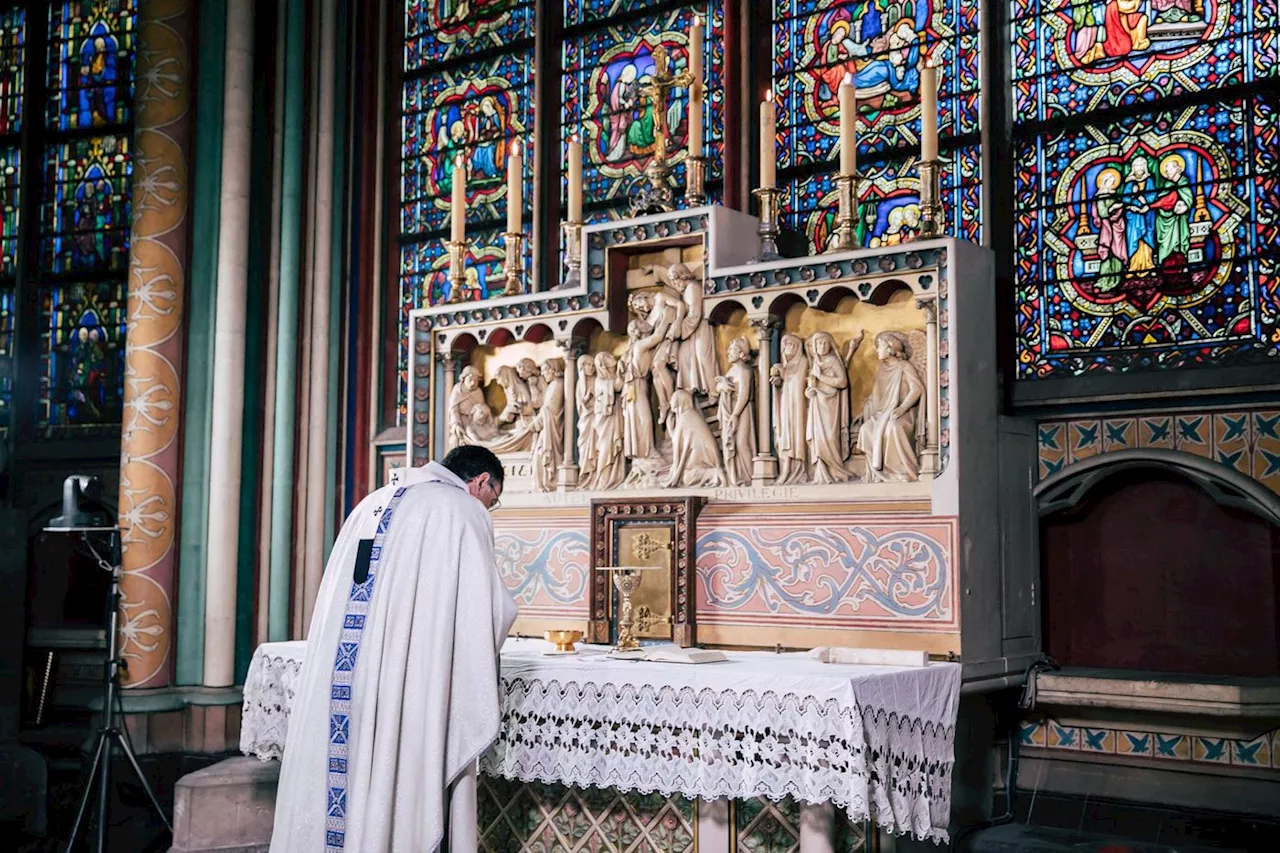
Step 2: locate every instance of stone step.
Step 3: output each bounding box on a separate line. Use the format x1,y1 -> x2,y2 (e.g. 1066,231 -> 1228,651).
170,757 -> 279,853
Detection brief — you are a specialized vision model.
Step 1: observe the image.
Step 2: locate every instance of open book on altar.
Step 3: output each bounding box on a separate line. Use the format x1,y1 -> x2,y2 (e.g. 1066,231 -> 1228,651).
637,645 -> 727,664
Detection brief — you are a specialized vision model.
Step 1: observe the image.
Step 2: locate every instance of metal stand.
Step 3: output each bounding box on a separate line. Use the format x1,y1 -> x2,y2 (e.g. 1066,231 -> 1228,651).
684,155 -> 708,207
748,187 -> 783,263
445,239 -> 467,303
917,157 -> 944,239
502,232 -> 526,296
831,173 -> 861,251
64,529 -> 173,853
560,220 -> 584,290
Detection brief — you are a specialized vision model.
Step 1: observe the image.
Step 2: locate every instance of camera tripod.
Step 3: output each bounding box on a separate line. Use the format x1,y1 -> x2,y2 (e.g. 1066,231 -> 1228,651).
63,529 -> 173,852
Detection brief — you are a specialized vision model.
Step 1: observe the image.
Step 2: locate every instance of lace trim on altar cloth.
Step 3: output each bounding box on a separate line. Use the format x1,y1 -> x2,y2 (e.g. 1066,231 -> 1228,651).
479,676 -> 956,844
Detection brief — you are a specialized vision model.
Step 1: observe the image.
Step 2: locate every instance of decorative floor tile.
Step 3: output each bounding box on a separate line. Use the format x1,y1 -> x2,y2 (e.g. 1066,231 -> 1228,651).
1232,736 -> 1271,768
1102,419 -> 1135,452
1193,736 -> 1231,764
1081,728 -> 1115,754
1021,721 -> 1047,747
737,796 -> 800,853
1154,733 -> 1190,761
1048,724 -> 1079,750
1117,731 -> 1154,758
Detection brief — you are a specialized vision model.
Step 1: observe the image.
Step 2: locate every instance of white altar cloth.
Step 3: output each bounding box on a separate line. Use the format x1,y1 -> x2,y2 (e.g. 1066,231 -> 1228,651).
240,639 -> 961,843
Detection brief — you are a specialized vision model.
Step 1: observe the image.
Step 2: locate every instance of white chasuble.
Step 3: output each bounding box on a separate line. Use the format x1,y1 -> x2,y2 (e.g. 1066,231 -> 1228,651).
269,462 -> 518,853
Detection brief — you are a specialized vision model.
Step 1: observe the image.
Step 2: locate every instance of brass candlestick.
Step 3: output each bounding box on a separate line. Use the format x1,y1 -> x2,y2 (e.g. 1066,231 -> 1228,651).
561,220 -> 584,290
684,155 -> 708,207
749,186 -> 783,263
445,239 -> 467,303
502,231 -> 526,296
831,173 -> 860,252
917,158 -> 944,239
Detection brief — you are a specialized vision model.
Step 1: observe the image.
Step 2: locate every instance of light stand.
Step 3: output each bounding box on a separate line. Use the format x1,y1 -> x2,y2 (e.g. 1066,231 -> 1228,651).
46,476 -> 172,852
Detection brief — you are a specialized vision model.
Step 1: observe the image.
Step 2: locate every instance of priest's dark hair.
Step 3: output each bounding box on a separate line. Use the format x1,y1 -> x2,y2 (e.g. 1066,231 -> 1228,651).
441,444 -> 505,487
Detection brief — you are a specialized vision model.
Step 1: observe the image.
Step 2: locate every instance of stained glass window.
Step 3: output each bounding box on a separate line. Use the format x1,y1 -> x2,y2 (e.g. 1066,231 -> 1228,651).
771,0 -> 982,250
37,281 -> 126,434
1011,1 -> 1278,378
561,1 -> 725,221
1,147 -> 18,280
0,7 -> 23,135
398,1 -> 537,419
0,285 -> 12,432
46,0 -> 135,130
42,135 -> 132,273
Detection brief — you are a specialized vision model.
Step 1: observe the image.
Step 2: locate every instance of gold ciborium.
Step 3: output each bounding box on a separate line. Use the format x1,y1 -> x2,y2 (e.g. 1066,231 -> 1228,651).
599,565 -> 664,655
543,630 -> 583,653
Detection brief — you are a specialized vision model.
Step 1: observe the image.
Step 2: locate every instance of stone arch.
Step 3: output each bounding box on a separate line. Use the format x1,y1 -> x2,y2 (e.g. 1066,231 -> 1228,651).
1034,448 -> 1280,529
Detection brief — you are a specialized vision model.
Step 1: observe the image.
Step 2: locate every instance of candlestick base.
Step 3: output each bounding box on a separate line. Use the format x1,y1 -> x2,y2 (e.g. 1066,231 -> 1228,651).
684,155 -> 708,207
915,158 -> 945,240
559,220 -> 584,290
630,159 -> 675,216
830,173 -> 861,253
502,232 -> 526,296
445,239 -> 468,303
748,187 -> 783,264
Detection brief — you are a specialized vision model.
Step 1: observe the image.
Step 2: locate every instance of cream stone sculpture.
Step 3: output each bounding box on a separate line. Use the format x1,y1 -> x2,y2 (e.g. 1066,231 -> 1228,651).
664,389 -> 725,488
715,337 -> 756,487
770,332 -> 809,485
856,330 -> 926,483
446,365 -> 485,451
805,330 -> 863,484
530,359 -> 566,492
623,316 -> 657,461
590,351 -> 626,490
575,354 -> 598,489
668,263 -> 718,403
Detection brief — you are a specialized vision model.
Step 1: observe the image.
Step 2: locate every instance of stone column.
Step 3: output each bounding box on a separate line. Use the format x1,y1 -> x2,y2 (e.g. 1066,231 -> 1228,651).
557,339 -> 581,489
203,0 -> 254,687
916,296 -> 940,476
750,317 -> 778,486
117,0 -> 196,689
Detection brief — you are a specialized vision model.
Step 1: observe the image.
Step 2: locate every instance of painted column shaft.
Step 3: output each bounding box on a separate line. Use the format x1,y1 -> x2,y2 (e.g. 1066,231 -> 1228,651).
117,0 -> 196,689
203,0 -> 255,687
302,0 -> 338,635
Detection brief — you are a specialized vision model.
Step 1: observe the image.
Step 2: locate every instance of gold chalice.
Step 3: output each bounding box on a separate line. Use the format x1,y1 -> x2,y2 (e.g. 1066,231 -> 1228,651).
543,630 -> 584,653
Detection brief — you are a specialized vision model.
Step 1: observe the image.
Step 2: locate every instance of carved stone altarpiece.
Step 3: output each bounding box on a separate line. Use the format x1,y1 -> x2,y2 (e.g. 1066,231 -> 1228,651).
588,498 -> 702,647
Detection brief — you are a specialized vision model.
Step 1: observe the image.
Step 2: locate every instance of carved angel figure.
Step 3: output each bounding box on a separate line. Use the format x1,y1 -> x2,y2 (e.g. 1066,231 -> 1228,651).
664,389 -> 725,488
804,330 -> 862,484
575,354 -> 597,488
590,351 -> 626,490
715,337 -> 756,487
856,331 -> 925,483
530,359 -> 565,492
770,332 -> 809,485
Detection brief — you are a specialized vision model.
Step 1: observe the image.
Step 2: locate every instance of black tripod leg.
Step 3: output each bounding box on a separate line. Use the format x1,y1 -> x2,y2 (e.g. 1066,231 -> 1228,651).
114,730 -> 174,833
64,730 -> 108,853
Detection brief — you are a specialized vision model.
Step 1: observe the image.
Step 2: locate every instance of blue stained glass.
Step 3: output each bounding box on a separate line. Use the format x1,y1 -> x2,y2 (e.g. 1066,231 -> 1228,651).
564,0 -> 660,27
1013,97 -> 1278,378
38,280 -> 127,436
1010,0 -> 1275,124
0,7 -> 23,135
42,135 -> 132,273
561,2 -> 725,216
781,145 -> 982,251
772,0 -> 980,166
46,0 -> 136,131
0,285 -> 12,433
1,147 -> 18,279
400,49 -> 535,237
404,0 -> 534,68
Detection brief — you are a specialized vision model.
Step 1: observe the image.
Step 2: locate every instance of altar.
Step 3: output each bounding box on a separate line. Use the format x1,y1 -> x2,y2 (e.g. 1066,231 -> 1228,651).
240,638 -> 962,849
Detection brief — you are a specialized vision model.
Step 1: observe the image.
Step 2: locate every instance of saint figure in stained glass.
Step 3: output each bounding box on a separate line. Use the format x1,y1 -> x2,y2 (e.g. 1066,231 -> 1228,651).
73,164 -> 112,267
67,309 -> 109,423
76,21 -> 118,127
809,4 -> 925,112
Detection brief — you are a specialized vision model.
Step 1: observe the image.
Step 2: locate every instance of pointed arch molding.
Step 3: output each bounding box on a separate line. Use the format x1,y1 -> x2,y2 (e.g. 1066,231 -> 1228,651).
1034,448 -> 1280,531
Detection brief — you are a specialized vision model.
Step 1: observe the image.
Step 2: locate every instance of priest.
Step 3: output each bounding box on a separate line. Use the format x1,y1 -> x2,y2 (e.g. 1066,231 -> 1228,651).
269,445 -> 517,853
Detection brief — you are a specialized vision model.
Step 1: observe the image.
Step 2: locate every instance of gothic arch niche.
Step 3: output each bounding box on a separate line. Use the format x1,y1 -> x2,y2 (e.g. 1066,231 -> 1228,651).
1035,450 -> 1280,679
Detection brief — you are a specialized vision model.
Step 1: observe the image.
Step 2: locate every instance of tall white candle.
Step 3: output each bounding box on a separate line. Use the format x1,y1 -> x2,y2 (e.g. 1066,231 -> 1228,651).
839,75 -> 857,176
760,89 -> 776,189
921,62 -> 938,161
507,139 -> 523,233
690,15 -> 703,87
451,153 -> 466,244
567,134 -> 583,222
689,15 -> 704,158
690,95 -> 703,158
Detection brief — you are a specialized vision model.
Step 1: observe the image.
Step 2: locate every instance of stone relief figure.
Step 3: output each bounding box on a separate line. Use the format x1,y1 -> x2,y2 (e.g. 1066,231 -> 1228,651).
530,359 -> 565,492
575,354 -> 597,488
805,330 -> 862,484
446,365 -> 486,450
770,332 -> 809,485
628,292 -> 678,426
664,389 -> 725,488
590,351 -> 626,490
668,263 -> 718,402
518,357 -> 546,409
497,357 -> 543,426
856,331 -> 926,483
622,316 -> 658,461
715,337 -> 756,487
